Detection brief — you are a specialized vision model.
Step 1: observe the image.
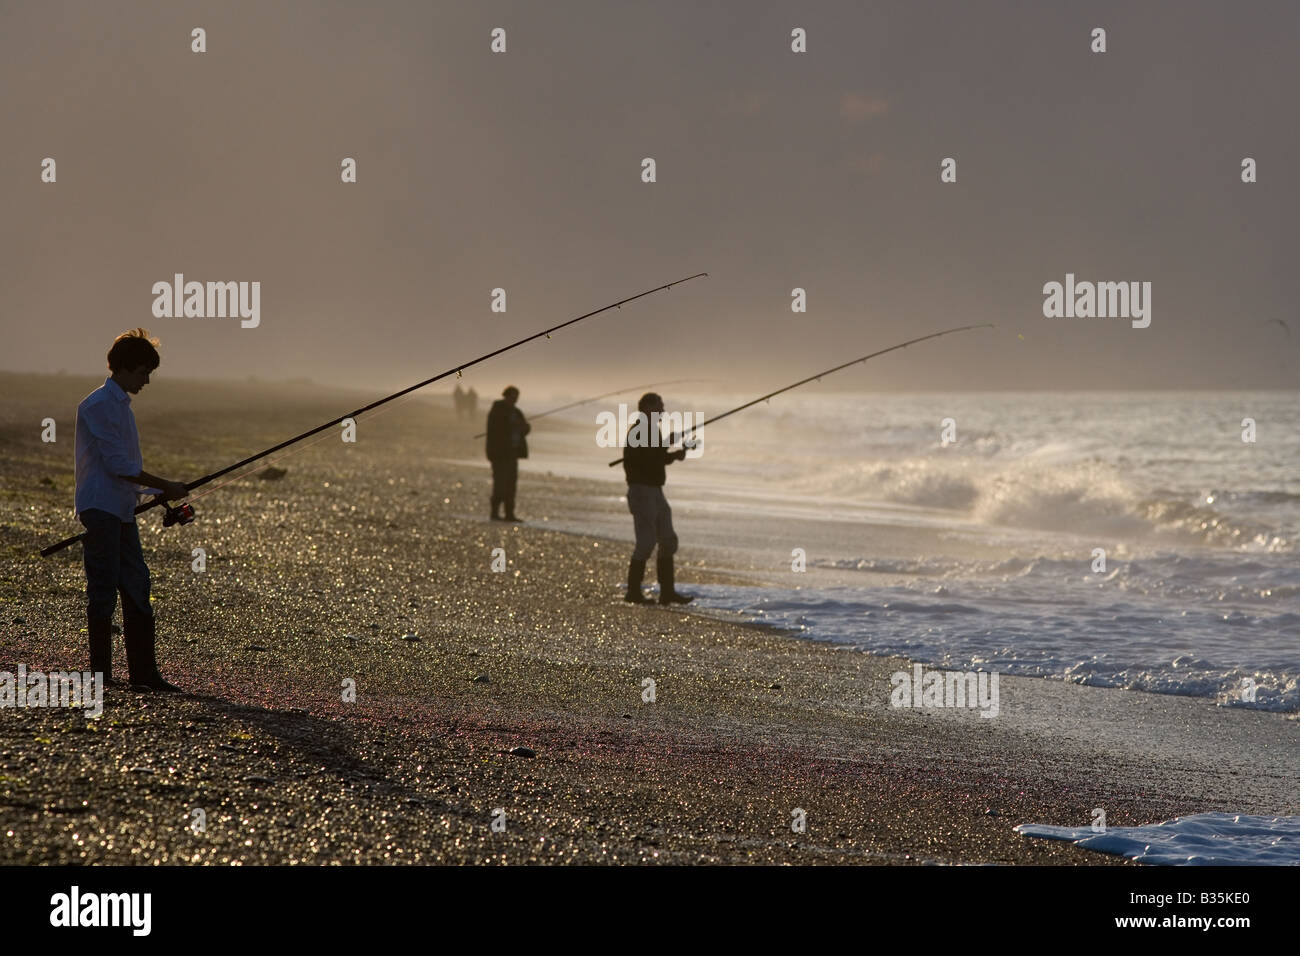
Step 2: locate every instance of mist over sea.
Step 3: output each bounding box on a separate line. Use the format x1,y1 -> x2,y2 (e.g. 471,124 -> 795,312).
523,390 -> 1300,712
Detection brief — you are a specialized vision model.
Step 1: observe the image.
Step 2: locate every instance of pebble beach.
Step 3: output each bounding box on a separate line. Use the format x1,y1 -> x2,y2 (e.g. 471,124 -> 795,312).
2,374 -> 1293,865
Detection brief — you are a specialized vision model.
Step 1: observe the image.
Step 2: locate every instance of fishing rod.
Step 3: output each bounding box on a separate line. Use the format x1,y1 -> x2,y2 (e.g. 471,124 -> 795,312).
470,379 -> 719,439
39,272 -> 708,557
607,323 -> 994,466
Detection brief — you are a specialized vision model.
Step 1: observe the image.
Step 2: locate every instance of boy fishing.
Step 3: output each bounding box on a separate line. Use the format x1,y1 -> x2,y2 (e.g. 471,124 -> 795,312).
74,328 -> 188,691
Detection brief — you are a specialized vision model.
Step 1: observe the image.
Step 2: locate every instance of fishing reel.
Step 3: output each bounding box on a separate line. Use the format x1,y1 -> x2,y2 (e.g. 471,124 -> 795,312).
160,499 -> 196,528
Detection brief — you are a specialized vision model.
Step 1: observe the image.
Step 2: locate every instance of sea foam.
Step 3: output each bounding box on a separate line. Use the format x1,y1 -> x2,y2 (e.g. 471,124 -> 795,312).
1015,813 -> 1300,865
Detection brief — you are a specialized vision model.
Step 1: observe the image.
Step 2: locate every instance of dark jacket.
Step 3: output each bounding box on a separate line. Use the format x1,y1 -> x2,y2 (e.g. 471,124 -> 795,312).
486,400 -> 529,462
623,436 -> 678,486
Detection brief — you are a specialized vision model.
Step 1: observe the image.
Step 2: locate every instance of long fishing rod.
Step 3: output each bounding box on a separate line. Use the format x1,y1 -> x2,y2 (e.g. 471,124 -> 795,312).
470,378 -> 718,439
607,323 -> 994,466
39,272 -> 708,556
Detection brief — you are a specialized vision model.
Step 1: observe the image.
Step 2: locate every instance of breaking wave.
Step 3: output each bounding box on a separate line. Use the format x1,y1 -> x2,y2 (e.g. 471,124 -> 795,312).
790,458 -> 1291,550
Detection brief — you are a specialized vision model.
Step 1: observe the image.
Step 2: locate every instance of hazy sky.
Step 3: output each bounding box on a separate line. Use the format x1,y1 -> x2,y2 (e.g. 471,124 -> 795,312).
2,0 -> 1296,395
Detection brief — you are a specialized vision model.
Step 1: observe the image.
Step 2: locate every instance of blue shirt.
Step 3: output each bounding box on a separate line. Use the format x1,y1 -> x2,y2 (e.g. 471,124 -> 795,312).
75,377 -> 145,522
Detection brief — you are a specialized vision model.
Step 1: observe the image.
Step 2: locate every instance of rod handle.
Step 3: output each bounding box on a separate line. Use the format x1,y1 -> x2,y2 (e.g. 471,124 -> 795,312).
40,532 -> 85,557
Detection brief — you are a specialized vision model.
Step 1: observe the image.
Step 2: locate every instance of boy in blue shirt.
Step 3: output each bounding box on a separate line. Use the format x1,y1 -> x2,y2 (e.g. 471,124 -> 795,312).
75,329 -> 188,691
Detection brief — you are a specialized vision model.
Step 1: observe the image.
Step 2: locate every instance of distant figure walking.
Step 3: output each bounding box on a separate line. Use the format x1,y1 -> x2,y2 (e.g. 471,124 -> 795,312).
466,387 -> 479,419
453,384 -> 466,418
74,329 -> 188,690
486,386 -> 530,522
622,392 -> 693,605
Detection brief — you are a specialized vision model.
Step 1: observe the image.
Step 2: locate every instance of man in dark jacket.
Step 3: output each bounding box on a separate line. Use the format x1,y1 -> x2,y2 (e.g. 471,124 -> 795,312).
622,392 -> 692,605
485,385 -> 529,521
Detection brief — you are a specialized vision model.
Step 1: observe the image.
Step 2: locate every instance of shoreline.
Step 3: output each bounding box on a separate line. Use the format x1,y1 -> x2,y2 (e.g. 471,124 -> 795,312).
2,376 -> 1294,864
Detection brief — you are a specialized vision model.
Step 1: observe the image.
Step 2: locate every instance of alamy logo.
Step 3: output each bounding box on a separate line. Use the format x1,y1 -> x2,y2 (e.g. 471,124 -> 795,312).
1,666 -> 102,718
890,664 -> 999,718
151,274 -> 261,328
1042,273 -> 1151,328
49,886 -> 151,936
595,404 -> 704,456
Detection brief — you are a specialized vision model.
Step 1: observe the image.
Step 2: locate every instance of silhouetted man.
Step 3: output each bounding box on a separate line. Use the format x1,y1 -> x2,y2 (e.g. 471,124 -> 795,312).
452,384 -> 466,418
466,387 -> 479,419
486,385 -> 529,521
75,328 -> 188,691
622,392 -> 693,605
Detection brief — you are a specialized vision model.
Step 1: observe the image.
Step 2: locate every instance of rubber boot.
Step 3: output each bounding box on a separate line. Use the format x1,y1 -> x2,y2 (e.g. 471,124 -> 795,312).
657,554 -> 693,605
624,558 -> 651,603
123,608 -> 181,693
504,497 -> 521,522
490,496 -> 503,520
87,614 -> 121,687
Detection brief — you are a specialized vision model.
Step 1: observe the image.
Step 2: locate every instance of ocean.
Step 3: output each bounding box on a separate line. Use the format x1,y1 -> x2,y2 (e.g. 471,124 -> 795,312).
522,390 -> 1300,714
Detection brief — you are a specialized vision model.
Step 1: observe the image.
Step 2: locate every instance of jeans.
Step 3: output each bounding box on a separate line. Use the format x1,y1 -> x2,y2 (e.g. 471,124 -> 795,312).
626,483 -> 677,561
79,508 -> 152,624
490,457 -> 518,512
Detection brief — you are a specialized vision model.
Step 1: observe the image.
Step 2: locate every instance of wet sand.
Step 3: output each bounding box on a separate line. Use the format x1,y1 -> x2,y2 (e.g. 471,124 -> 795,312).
1,374 -> 1293,864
